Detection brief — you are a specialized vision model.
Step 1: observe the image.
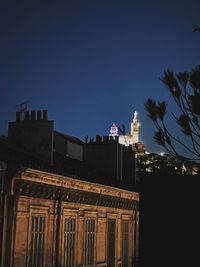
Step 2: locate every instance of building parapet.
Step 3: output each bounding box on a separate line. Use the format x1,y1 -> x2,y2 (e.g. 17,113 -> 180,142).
16,168 -> 139,201
88,134 -> 119,144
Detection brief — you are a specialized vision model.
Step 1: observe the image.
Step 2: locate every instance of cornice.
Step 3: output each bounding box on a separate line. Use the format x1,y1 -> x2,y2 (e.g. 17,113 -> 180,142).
19,168 -> 139,201
13,179 -> 139,211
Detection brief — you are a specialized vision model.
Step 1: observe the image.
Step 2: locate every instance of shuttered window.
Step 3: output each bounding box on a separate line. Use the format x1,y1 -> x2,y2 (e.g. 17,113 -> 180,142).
85,219 -> 95,267
63,217 -> 76,267
107,219 -> 116,267
122,221 -> 129,267
29,215 -> 45,267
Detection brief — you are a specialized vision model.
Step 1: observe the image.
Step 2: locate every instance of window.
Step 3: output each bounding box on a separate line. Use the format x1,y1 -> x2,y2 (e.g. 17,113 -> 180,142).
63,217 -> 76,267
107,219 -> 116,267
122,221 -> 129,267
135,212 -> 139,261
29,215 -> 45,267
85,219 -> 95,267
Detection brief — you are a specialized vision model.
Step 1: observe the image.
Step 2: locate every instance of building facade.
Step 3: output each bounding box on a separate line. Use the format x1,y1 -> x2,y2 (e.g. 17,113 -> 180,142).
8,110 -> 54,163
1,109 -> 139,267
1,167 -> 139,267
8,110 -> 84,164
83,134 -> 136,186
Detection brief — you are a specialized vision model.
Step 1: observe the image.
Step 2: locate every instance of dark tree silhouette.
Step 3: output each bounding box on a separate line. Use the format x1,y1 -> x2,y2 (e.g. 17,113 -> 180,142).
192,24 -> 200,32
144,65 -> 200,166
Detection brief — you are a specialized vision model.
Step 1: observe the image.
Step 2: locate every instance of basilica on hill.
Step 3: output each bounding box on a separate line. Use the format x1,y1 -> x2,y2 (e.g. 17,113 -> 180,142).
109,111 -> 146,155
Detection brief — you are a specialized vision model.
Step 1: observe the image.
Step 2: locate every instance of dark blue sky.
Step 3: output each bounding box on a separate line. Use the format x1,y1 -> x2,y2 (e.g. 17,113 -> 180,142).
1,0 -> 200,153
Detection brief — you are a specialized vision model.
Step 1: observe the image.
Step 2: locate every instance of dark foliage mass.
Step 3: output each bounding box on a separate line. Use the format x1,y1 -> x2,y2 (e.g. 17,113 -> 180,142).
144,65 -> 200,167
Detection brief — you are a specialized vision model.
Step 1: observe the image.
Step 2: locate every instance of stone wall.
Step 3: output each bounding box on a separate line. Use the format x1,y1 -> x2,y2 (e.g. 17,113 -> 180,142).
1,168 -> 139,267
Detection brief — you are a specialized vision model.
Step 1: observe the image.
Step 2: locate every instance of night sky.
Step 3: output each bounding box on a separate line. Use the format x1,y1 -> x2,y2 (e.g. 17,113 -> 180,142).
1,0 -> 200,153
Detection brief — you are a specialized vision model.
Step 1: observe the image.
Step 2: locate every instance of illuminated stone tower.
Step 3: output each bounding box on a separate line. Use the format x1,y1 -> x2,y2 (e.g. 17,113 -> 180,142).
109,123 -> 119,137
131,111 -> 140,143
109,110 -> 146,154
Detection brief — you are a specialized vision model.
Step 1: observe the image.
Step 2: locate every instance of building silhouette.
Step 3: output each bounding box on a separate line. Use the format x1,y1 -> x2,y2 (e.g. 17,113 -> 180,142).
0,110 -> 139,267
84,134 -> 136,187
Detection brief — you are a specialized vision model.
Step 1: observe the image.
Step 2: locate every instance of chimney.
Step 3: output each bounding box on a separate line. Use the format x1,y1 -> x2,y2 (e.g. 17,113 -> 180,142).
109,135 -> 114,141
37,110 -> 42,120
105,136 -> 109,142
85,135 -> 89,144
115,135 -> 119,142
16,112 -> 20,122
30,110 -> 36,121
43,110 -> 48,120
24,111 -> 30,121
96,135 -> 102,142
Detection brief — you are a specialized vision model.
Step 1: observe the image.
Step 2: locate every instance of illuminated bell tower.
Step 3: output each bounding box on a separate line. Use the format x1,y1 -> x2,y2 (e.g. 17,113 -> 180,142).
109,123 -> 118,137
131,111 -> 140,143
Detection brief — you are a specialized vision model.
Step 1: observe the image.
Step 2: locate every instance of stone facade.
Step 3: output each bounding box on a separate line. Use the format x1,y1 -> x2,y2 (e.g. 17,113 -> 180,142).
1,168 -> 139,267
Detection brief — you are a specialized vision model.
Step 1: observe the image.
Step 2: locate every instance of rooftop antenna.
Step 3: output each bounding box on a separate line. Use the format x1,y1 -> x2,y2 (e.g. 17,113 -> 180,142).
16,102 -> 28,120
